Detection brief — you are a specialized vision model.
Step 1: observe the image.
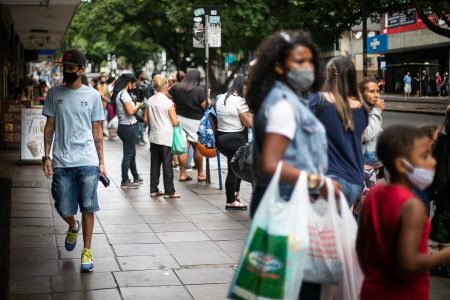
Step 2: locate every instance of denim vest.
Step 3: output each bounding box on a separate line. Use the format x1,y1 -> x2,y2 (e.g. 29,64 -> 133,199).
253,81 -> 328,197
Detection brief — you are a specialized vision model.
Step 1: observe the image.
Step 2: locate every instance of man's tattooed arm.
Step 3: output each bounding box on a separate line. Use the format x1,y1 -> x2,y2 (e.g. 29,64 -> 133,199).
44,117 -> 55,156
92,121 -> 105,167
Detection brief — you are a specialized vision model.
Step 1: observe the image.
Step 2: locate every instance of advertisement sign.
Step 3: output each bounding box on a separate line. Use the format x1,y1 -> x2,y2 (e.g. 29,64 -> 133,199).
20,108 -> 46,161
193,5 -> 221,48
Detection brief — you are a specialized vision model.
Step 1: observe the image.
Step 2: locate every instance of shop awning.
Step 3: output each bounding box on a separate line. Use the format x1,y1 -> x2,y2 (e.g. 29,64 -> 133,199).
0,0 -> 80,50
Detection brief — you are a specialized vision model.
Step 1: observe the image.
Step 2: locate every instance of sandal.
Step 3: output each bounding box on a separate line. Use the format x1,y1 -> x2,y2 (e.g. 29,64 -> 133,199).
226,200 -> 248,211
197,176 -> 207,183
150,191 -> 164,197
179,176 -> 193,182
164,193 -> 181,199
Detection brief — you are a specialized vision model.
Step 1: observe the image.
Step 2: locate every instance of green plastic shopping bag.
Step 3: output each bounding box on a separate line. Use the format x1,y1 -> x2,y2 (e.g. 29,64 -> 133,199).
228,163 -> 310,300
171,124 -> 187,155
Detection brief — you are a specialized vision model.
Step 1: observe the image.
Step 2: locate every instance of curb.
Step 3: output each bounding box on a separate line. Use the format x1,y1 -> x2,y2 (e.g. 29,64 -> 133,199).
384,99 -> 450,105
384,108 -> 446,116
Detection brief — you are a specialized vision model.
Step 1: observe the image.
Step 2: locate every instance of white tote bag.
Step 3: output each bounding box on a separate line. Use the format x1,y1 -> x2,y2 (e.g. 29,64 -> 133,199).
320,180 -> 365,300
228,162 -> 310,300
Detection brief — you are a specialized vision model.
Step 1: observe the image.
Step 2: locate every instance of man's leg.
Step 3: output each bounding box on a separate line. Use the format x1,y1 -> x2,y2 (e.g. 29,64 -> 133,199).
161,145 -> 176,195
82,212 -> 94,249
150,143 -> 162,193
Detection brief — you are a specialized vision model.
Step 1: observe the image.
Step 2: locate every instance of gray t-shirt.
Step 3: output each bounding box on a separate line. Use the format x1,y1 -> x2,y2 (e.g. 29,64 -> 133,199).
116,90 -> 137,125
42,84 -> 104,168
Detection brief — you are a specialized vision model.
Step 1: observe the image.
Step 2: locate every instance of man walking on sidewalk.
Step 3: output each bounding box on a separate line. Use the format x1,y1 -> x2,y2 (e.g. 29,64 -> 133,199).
42,49 -> 105,272
403,71 -> 412,99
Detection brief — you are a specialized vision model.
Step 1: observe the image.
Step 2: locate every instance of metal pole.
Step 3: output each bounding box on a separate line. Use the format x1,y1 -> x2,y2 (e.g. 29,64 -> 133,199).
361,0 -> 368,77
205,14 -> 211,185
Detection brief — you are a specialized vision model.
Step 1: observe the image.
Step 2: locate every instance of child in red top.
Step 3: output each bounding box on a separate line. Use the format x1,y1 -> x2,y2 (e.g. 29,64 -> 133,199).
356,125 -> 450,300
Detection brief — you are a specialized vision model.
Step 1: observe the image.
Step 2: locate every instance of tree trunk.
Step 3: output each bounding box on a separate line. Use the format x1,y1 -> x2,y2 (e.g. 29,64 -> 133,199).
415,4 -> 450,38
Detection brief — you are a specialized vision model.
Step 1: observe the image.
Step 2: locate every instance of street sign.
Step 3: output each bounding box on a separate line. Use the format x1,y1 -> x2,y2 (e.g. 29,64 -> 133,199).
367,34 -> 388,54
193,6 -> 221,48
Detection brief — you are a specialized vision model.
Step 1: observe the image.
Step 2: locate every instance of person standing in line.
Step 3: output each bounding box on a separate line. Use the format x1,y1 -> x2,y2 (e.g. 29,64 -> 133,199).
143,74 -> 180,199
413,72 -> 421,96
247,30 -> 341,299
42,49 -> 105,272
215,74 -> 253,211
403,72 -> 412,99
357,125 -> 450,299
112,73 -> 145,189
421,70 -> 429,97
352,77 -> 384,217
96,74 -> 109,136
169,69 -> 207,182
309,56 -> 369,207
442,72 -> 449,97
436,72 -> 443,97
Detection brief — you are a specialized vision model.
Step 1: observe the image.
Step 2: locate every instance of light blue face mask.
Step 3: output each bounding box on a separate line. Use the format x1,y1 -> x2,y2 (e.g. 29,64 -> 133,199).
286,69 -> 315,93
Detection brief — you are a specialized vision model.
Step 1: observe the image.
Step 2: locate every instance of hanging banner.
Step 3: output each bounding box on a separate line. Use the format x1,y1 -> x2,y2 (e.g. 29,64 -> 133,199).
21,108 -> 46,161
193,5 -> 221,48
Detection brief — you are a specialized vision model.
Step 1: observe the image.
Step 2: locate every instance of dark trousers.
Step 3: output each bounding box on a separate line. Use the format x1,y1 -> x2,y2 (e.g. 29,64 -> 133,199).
117,124 -> 139,182
216,131 -> 246,203
150,143 -> 175,195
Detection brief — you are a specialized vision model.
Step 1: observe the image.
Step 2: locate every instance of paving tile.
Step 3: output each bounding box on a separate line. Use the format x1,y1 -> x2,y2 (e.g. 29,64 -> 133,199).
216,240 -> 245,254
186,283 -> 229,300
156,231 -> 210,243
430,288 -> 450,300
11,210 -> 53,218
56,234 -> 108,247
57,244 -> 115,259
59,257 -> 120,274
114,269 -> 181,287
174,267 -> 234,285
176,205 -> 221,215
193,220 -> 246,231
51,288 -> 122,300
10,260 -> 59,277
97,215 -> 145,225
11,226 -> 54,237
106,232 -> 160,244
101,223 -> 152,234
51,272 -> 118,292
136,208 -> 181,216
10,294 -> 51,300
225,211 -> 251,221
185,213 -> 235,223
143,214 -> 190,224
133,201 -> 173,209
10,247 -> 58,262
165,241 -> 233,266
120,286 -> 193,300
11,203 -> 52,211
113,244 -> 169,257
95,208 -> 139,217
9,276 -> 51,294
150,222 -> 198,233
98,202 -> 134,210
204,229 -> 248,241
10,218 -> 53,227
11,235 -> 56,249
117,255 -> 179,271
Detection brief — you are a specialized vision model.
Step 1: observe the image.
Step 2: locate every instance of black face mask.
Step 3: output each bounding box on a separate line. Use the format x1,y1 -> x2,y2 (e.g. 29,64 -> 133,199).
63,71 -> 80,84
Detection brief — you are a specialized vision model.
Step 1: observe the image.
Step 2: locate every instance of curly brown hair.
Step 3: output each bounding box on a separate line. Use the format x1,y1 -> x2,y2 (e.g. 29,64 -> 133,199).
246,30 -> 325,113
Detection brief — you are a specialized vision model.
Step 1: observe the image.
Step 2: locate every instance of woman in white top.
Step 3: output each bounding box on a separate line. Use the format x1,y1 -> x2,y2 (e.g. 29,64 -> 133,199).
215,74 -> 253,210
112,73 -> 144,189
144,75 -> 180,198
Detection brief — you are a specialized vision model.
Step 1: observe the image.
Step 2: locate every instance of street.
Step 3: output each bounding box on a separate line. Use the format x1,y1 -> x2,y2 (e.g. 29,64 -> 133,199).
383,111 -> 446,128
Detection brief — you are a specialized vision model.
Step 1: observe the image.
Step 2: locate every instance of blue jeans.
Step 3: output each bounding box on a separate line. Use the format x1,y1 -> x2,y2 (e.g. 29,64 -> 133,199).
137,122 -> 144,141
51,166 -> 100,217
329,175 -> 363,207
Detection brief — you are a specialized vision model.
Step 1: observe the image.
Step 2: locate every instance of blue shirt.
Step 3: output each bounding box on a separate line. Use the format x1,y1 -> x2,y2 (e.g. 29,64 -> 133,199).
43,85 -> 104,168
403,75 -> 412,85
309,93 -> 368,185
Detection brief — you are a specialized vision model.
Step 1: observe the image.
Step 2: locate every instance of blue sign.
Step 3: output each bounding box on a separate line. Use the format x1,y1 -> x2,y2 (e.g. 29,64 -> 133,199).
367,34 -> 388,54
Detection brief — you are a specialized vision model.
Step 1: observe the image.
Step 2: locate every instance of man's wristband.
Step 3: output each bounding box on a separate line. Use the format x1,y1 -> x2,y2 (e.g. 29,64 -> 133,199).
42,156 -> 51,163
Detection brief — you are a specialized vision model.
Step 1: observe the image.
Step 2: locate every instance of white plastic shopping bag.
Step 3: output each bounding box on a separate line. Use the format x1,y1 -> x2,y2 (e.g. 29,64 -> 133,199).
320,180 -> 364,300
228,163 -> 310,300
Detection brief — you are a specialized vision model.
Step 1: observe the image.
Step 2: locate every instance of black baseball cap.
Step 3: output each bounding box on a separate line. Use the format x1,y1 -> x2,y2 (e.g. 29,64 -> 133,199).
61,49 -> 86,66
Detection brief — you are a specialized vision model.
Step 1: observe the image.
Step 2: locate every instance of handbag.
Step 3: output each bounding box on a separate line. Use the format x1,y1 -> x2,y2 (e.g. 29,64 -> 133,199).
171,124 -> 187,155
230,141 -> 253,183
228,163 -> 310,300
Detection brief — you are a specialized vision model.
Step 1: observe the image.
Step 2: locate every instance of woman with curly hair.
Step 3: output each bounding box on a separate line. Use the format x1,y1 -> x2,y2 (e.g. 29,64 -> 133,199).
248,30 -> 340,299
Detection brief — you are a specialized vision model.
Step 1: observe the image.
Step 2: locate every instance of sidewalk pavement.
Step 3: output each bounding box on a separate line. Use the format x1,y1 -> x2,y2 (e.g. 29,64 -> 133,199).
383,94 -> 450,115
3,138 -> 450,299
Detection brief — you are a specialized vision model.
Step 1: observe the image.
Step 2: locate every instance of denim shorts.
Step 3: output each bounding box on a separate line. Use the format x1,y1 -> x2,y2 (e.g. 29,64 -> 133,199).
51,166 -> 100,217
329,175 -> 363,208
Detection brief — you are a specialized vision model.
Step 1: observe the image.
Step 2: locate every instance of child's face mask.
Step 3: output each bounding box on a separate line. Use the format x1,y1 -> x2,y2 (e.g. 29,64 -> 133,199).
401,159 -> 435,190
